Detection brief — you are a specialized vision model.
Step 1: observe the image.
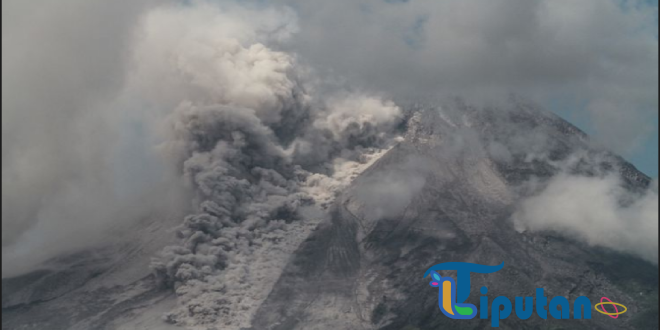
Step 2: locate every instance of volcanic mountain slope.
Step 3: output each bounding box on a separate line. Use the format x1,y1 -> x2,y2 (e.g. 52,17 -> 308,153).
2,102 -> 657,330
248,102 -> 657,330
1,211 -> 185,330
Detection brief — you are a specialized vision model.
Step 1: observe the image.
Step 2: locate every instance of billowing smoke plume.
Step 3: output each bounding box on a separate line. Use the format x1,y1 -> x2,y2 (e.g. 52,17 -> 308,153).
1,0 -> 190,277
126,3 -> 403,327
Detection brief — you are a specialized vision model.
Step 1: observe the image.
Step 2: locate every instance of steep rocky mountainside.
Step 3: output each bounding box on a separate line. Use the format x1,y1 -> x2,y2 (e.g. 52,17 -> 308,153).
2,102 -> 657,330
249,103 -> 657,330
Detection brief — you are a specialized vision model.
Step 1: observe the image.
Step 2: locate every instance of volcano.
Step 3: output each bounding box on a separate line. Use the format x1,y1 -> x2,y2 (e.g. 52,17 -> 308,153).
2,101 -> 657,330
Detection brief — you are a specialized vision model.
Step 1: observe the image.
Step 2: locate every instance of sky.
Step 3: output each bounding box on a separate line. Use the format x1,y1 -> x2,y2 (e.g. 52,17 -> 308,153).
633,126 -> 659,177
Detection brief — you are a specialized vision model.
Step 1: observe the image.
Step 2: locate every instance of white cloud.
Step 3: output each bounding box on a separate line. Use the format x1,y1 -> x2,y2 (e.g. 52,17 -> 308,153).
513,174 -> 658,263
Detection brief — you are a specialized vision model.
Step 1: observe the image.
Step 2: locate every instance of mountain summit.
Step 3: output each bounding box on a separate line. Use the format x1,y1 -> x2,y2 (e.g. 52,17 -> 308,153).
249,101 -> 656,330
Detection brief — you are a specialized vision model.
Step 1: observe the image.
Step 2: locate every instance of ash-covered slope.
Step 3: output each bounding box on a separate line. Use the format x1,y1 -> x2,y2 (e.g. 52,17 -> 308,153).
2,102 -> 656,330
1,213 -> 185,330
248,102 -> 657,330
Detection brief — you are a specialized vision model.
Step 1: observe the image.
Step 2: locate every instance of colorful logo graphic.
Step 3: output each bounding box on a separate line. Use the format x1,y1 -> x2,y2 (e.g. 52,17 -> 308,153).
423,262 -> 628,327
595,297 -> 627,318
424,262 -> 504,319
428,272 -> 477,319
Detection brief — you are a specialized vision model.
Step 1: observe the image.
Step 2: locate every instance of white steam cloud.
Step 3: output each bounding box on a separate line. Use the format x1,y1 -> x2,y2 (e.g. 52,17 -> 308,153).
513,169 -> 658,264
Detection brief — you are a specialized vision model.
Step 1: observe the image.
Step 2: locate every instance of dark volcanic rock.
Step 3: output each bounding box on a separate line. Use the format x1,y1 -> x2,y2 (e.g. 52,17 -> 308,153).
249,102 -> 657,330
